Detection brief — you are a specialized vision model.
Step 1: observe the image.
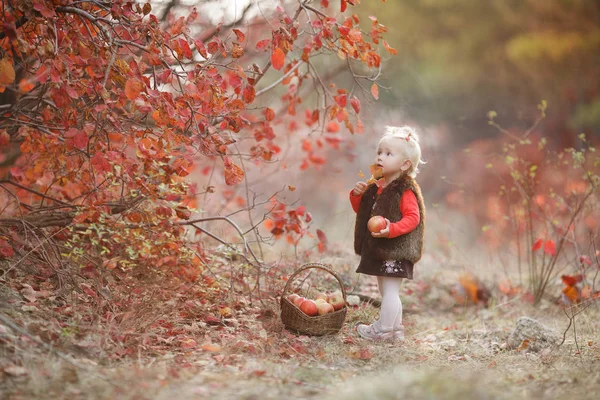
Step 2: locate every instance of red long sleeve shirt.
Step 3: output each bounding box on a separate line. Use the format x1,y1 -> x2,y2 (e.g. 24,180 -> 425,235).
350,187 -> 420,238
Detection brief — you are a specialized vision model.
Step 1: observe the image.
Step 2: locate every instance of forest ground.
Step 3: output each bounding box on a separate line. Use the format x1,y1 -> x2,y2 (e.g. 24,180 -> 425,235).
1,251 -> 599,400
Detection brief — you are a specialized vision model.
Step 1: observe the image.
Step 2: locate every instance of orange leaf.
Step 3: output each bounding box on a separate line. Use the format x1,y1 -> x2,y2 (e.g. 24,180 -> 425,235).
562,285 -> 580,304
223,157 -> 244,186
0,58 -> 15,88
371,83 -> 379,100
517,339 -> 530,351
383,40 -> 398,55
125,79 -> 143,100
271,47 -> 285,70
532,238 -> 543,252
19,78 -> 35,93
458,273 -> 479,303
180,338 -> 197,349
543,240 -> 556,256
232,28 -> 245,43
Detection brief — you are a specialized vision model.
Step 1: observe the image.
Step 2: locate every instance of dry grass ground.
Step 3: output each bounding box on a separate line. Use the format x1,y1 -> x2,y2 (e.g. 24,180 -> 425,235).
2,288 -> 599,400
2,249 -> 599,399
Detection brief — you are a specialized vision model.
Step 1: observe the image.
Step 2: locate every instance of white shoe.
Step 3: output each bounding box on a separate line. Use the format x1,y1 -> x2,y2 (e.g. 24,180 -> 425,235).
357,320 -> 403,341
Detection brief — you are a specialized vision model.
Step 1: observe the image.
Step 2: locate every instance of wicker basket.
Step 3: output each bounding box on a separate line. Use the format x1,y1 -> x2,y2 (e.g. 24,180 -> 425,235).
280,262 -> 347,336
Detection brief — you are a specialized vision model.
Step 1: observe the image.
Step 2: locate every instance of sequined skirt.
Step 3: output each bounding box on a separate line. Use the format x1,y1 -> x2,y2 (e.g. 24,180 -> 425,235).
356,256 -> 414,279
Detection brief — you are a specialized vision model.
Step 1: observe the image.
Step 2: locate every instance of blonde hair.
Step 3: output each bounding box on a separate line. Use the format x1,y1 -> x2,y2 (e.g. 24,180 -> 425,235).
378,125 -> 425,178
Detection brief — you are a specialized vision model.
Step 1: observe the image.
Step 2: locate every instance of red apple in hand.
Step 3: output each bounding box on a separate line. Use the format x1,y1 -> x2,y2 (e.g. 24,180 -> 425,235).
316,301 -> 334,315
368,216 -> 387,233
299,299 -> 318,316
327,292 -> 345,311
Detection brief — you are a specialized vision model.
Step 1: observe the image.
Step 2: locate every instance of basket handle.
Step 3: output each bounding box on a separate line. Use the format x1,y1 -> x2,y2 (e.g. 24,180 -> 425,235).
281,262 -> 347,302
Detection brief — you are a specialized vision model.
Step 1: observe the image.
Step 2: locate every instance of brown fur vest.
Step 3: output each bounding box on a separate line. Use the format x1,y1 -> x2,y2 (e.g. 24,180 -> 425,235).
354,174 -> 425,263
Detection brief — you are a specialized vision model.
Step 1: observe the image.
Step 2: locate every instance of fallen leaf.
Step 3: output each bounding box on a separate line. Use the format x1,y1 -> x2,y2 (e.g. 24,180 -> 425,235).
180,338 -> 197,349
201,343 -> 221,352
517,339 -> 530,351
4,366 -> 27,376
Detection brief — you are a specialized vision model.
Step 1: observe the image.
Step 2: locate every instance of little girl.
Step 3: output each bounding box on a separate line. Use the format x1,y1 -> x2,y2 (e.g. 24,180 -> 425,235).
350,125 -> 426,341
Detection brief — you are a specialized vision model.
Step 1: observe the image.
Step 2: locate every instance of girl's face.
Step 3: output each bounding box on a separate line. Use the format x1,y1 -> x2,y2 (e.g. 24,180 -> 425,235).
376,137 -> 411,181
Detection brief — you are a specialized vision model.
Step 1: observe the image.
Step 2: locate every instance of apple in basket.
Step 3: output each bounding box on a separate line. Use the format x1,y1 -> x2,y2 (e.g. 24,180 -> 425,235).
299,299 -> 318,316
327,292 -> 345,311
287,294 -> 300,304
315,292 -> 328,301
368,216 -> 387,233
292,296 -> 305,307
316,300 -> 334,315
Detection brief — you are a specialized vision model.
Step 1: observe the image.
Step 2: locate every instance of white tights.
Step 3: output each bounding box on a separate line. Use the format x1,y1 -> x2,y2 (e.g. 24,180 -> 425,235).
377,276 -> 403,331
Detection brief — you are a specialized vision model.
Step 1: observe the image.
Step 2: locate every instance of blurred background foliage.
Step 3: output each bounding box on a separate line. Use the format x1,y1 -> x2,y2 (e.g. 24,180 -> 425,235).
353,0 -> 600,146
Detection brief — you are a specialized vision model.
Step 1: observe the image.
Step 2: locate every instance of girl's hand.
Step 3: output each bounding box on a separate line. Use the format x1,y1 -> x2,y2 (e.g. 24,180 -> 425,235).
352,181 -> 368,196
371,218 -> 390,238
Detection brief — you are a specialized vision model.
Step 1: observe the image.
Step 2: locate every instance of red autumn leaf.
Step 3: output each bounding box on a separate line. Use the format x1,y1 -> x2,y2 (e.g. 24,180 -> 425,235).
341,0 -> 348,13
334,94 -> 347,107
316,229 -> 327,245
255,39 -> 271,52
326,121 -> 339,133
561,274 -> 582,287
302,139 -> 312,152
348,28 -> 362,43
532,238 -> 543,252
223,157 -> 244,186
231,28 -> 246,43
125,79 -> 143,100
371,83 -> 379,100
194,39 -> 208,58
178,38 -> 193,59
579,255 -> 592,265
73,131 -> 88,150
544,240 -> 556,256
0,131 -> 9,146
33,1 -> 56,18
0,238 -> 14,258
264,107 -> 275,121
271,47 -> 285,70
242,84 -> 256,104
350,96 -> 360,113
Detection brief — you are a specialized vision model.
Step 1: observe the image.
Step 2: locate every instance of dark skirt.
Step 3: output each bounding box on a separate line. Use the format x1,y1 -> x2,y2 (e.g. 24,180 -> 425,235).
356,256 -> 414,279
